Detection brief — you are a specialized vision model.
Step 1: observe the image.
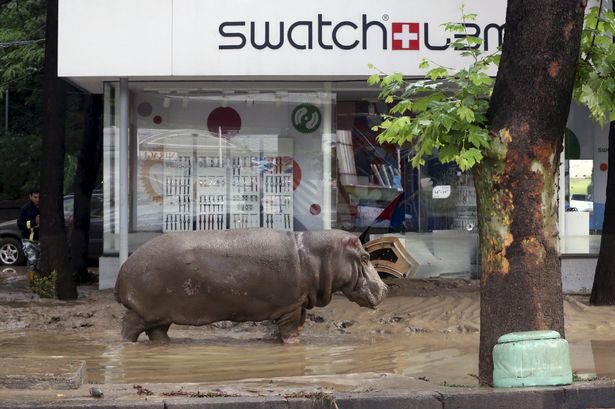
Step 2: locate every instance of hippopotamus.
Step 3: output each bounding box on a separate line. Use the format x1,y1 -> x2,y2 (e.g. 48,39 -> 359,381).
114,228 -> 388,343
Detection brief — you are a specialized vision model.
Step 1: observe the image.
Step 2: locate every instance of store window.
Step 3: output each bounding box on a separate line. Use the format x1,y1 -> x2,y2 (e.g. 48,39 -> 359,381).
103,82 -> 337,254
335,100 -> 403,234
562,104 -> 607,255
102,80 -> 481,278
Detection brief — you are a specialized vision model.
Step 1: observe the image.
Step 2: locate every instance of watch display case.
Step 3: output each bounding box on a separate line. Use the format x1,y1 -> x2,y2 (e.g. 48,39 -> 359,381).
196,155 -> 227,231
162,149 -> 293,232
163,154 -> 193,232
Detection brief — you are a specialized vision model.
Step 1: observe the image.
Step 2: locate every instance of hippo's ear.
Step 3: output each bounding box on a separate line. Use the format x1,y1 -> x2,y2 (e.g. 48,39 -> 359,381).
343,236 -> 361,250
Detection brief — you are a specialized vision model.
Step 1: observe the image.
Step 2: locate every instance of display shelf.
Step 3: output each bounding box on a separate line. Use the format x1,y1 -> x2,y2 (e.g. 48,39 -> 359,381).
162,148 -> 294,232
196,155 -> 227,231
163,155 -> 193,232
262,156 -> 293,230
453,185 -> 477,231
229,155 -> 260,229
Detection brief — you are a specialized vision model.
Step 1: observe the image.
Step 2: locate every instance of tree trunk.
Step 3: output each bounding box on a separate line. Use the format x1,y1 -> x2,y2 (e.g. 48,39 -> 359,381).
590,121 -> 615,304
71,94 -> 103,280
477,0 -> 585,385
39,0 -> 76,299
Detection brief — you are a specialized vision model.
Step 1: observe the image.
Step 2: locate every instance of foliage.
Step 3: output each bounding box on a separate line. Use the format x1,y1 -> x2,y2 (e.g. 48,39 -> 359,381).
0,0 -> 46,95
30,270 -> 56,298
0,133 -> 76,199
0,133 -> 41,199
368,9 -> 499,171
64,152 -> 77,194
0,1 -> 86,199
574,4 -> 615,125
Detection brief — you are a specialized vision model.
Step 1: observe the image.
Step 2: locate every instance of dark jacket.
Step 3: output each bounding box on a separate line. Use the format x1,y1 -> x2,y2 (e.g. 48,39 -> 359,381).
17,201 -> 39,242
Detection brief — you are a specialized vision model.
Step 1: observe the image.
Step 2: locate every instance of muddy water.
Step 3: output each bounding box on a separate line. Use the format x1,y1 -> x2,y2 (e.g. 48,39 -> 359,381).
2,267 -> 615,387
0,330 -> 478,385
1,330 -> 614,386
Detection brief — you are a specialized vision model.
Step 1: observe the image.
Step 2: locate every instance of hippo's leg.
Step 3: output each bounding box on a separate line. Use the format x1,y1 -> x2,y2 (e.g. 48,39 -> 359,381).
297,307 -> 307,332
277,308 -> 305,344
121,310 -> 148,342
146,324 -> 171,342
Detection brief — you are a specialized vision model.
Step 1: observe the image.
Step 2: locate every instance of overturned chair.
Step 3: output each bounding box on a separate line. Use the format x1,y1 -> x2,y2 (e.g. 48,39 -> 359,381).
363,236 -> 419,279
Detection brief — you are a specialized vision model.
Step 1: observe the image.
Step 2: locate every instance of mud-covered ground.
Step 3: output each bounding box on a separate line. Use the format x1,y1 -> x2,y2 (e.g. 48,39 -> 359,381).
1,268 -> 610,340
0,267 -> 481,336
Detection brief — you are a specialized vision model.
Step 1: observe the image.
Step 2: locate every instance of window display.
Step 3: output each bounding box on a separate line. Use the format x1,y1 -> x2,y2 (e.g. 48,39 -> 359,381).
163,155 -> 193,232
262,156 -> 293,230
161,152 -> 294,232
197,155 -> 228,231
229,155 -> 260,229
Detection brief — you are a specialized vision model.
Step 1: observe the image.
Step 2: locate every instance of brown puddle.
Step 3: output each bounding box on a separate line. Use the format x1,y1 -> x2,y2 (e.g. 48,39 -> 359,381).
0,330 -> 479,385
1,330 -> 613,386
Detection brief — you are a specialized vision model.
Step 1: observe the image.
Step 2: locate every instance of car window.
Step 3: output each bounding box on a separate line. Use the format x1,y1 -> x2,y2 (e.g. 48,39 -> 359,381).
63,192 -> 104,218
92,192 -> 104,218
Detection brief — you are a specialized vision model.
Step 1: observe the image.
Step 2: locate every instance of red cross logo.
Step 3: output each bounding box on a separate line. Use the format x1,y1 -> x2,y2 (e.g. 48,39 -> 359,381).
392,23 -> 420,50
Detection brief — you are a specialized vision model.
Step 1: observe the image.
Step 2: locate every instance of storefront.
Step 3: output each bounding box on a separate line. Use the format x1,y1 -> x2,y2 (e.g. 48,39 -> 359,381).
58,0 -> 604,290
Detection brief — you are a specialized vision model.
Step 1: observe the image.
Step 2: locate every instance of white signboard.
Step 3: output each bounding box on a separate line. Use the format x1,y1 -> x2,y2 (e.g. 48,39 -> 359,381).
58,0 -> 505,83
433,185 -> 452,199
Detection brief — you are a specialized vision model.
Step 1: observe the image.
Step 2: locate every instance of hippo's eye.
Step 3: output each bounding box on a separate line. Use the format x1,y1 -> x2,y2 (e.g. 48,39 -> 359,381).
360,254 -> 370,263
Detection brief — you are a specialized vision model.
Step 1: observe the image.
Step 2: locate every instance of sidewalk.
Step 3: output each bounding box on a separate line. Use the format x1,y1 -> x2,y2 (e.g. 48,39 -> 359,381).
0,373 -> 614,409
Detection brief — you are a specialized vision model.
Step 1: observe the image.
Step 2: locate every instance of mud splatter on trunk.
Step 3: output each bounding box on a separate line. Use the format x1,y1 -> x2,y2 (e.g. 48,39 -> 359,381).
474,132 -> 564,385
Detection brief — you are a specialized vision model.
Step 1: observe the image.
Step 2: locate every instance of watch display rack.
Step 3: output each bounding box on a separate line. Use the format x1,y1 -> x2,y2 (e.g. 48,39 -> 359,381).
196,155 -> 227,231
263,156 -> 293,231
162,145 -> 293,232
454,183 -> 477,232
229,155 -> 260,229
163,155 -> 193,232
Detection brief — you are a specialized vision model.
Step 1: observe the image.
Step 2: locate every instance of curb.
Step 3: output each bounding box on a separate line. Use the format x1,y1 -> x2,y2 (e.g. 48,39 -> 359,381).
3,383 -> 615,409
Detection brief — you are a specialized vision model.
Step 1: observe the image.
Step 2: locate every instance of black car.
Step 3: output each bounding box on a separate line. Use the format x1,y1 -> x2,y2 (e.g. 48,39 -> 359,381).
0,191 -> 104,266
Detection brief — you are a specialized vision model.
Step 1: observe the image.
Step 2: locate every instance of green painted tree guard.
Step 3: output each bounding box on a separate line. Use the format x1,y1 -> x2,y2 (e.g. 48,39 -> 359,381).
493,330 -> 573,388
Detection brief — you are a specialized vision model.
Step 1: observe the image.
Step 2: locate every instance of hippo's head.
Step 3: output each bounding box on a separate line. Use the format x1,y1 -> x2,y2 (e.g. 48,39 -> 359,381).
338,236 -> 388,309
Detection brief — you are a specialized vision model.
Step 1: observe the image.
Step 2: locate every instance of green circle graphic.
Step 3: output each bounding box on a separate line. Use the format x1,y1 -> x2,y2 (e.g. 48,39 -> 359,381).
292,104 -> 321,134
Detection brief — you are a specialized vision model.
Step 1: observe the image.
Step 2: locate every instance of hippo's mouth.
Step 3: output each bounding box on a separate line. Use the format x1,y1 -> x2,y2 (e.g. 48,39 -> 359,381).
347,262 -> 388,308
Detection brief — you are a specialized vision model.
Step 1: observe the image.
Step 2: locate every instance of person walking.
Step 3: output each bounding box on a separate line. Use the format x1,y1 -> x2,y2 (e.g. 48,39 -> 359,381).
17,188 -> 40,283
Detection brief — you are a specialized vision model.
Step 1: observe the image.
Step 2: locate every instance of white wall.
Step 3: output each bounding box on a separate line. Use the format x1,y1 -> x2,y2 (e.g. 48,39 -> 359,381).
58,0 -> 173,78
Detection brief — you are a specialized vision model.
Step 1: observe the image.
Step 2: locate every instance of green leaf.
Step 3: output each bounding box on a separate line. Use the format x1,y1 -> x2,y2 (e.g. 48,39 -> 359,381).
413,92 -> 445,112
439,144 -> 460,163
464,36 -> 483,45
457,106 -> 475,123
367,74 -> 381,86
427,67 -> 449,80
442,22 -> 465,33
